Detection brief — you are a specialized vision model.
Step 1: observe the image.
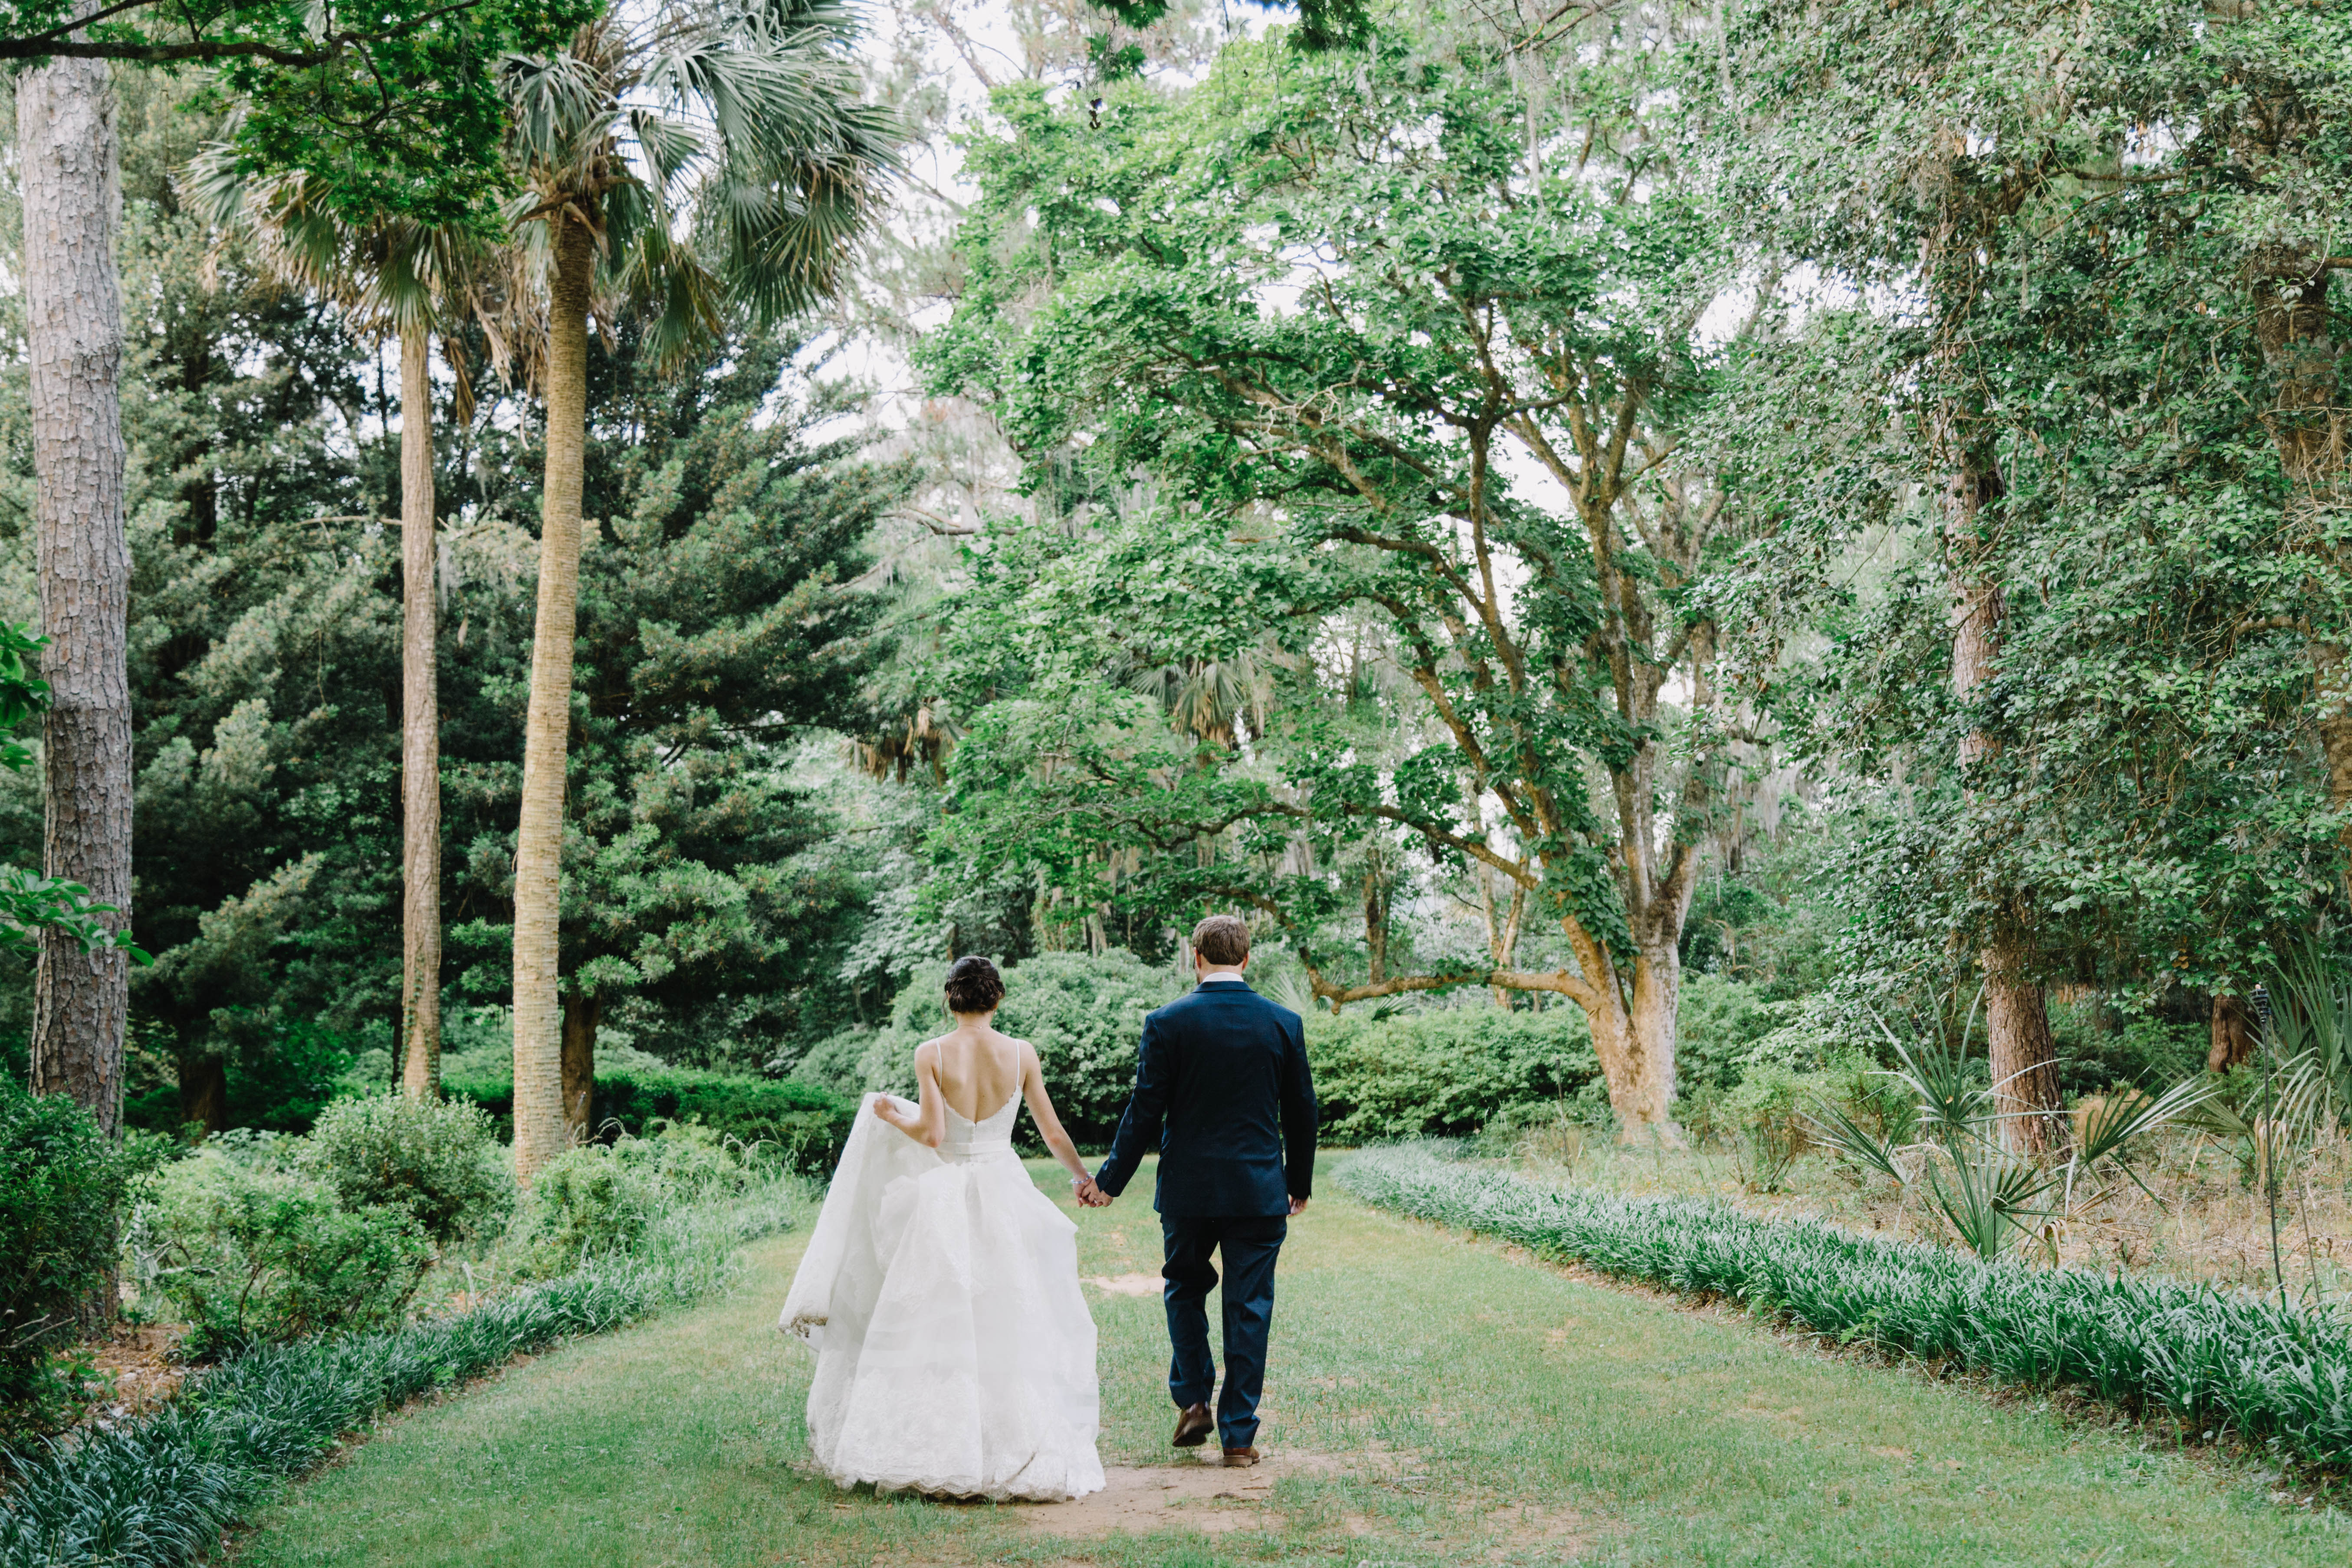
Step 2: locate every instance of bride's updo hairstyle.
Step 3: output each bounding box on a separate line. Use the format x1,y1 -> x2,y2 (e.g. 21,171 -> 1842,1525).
943,954 -> 1005,1016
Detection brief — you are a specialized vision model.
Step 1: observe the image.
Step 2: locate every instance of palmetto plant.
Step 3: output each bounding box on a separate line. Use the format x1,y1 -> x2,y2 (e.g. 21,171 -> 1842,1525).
497,0 -> 895,1180
1807,1006 -> 2224,1260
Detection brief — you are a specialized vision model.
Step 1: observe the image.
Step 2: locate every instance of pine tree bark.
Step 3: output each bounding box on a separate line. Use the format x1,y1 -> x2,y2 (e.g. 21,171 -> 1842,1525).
511,216 -> 594,1182
399,325 -> 443,1100
1946,450 -> 2065,1154
19,56 -> 131,1137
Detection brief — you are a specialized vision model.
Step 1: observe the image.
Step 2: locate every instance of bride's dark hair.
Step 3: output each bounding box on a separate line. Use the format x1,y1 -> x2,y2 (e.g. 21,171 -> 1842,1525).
943,955 -> 1005,1015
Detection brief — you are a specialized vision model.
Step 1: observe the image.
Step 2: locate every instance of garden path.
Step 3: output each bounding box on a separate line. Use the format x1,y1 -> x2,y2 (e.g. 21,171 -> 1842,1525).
233,1158 -> 2348,1567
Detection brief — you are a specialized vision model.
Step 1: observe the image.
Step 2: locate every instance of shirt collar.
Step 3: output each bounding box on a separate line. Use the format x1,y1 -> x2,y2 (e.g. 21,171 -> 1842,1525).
1197,969 -> 1251,986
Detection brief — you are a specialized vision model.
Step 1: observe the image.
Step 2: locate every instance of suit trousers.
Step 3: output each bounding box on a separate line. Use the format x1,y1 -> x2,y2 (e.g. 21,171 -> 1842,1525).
1160,1212 -> 1288,1449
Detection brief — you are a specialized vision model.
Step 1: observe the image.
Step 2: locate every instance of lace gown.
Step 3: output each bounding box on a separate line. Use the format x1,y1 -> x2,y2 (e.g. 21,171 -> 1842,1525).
779,1092 -> 1106,1501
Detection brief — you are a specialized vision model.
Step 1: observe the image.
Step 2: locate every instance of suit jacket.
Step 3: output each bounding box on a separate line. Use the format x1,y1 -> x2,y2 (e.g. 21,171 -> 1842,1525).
1094,979 -> 1317,1217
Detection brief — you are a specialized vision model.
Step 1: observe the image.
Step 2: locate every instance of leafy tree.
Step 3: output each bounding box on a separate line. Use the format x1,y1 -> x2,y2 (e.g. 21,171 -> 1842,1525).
1706,0 -> 2352,1137
922,17 -> 1748,1139
187,148 -> 498,1103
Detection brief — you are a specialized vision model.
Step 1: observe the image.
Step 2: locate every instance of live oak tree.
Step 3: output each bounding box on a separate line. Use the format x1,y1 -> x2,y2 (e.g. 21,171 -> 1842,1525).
923,21 -> 1746,1141
493,0 -> 894,1180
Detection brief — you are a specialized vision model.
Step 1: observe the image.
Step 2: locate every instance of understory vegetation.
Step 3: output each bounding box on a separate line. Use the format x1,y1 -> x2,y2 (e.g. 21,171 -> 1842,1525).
0,1101 -> 802,1568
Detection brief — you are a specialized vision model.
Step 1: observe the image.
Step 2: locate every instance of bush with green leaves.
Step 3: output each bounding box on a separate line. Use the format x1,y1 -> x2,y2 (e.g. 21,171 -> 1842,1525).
1342,1146 -> 2352,1470
297,1091 -> 513,1243
141,1140 -> 431,1359
0,1078 -> 138,1438
521,1125 -> 758,1270
1307,1006 -> 1603,1142
444,1060 -> 856,1176
0,1149 -> 805,1568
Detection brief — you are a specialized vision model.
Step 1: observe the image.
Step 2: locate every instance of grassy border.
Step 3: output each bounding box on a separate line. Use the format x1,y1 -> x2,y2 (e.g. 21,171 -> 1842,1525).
1339,1145 -> 2352,1475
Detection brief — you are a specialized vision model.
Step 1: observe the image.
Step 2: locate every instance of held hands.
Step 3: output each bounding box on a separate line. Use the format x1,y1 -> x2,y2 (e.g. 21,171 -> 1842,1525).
1073,1176 -> 1114,1209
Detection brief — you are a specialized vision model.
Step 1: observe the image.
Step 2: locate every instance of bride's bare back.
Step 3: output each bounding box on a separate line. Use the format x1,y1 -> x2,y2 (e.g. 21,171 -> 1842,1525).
926,1023 -> 1024,1121
869,977 -> 1095,1198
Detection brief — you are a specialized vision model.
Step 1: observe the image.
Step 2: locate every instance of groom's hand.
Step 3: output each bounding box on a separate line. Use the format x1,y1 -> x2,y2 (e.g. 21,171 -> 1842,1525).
1073,1176 -> 1111,1208
1288,1195 -> 1309,1216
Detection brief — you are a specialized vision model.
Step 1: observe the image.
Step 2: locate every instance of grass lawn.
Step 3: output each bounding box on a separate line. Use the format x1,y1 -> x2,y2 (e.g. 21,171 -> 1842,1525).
232,1157 -> 2351,1568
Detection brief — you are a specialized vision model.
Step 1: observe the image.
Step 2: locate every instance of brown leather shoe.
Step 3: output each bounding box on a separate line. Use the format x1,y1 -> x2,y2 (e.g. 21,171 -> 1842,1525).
1172,1403 -> 1214,1448
1222,1445 -> 1261,1467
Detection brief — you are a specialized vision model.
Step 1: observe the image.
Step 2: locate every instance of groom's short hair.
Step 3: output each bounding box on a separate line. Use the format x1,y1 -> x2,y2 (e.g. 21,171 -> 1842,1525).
1192,914 -> 1250,967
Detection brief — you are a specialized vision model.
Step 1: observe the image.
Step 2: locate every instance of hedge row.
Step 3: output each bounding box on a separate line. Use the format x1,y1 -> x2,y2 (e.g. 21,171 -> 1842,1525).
0,1197 -> 789,1568
443,1063 -> 856,1176
1339,1146 -> 2352,1470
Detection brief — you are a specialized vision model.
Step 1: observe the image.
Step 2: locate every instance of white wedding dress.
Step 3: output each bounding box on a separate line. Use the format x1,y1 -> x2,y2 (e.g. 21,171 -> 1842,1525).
780,1091 -> 1106,1501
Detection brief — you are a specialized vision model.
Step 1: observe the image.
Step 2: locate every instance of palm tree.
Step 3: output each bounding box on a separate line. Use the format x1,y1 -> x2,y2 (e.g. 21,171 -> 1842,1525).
496,0 -> 894,1180
188,153 -> 494,1102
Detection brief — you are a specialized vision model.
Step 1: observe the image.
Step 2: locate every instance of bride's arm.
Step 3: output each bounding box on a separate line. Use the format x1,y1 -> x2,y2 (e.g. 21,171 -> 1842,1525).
1018,1043 -> 1094,1186
872,1042 -> 946,1148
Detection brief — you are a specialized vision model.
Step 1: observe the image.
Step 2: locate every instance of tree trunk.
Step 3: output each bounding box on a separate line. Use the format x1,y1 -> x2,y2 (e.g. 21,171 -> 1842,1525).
398,326 -> 443,1100
177,1052 -> 227,1136
562,991 -> 599,1143
2208,992 -> 2257,1073
511,215 -> 595,1183
1982,935 -> 2064,1152
20,57 -> 130,1137
1582,942 -> 1684,1145
1945,447 -> 2065,1154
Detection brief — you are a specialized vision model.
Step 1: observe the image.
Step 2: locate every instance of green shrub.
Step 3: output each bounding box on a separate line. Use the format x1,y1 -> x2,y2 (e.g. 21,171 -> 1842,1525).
520,1125 -> 757,1270
0,1079 -> 136,1438
1342,1145 -> 2352,1473
445,1062 -> 856,1176
144,1144 -> 430,1359
0,1154 -> 802,1568
297,1092 -> 513,1243
1307,1006 -> 1602,1142
1674,975 -> 1782,1090
858,951 -> 1189,1144
2048,1003 -> 2208,1097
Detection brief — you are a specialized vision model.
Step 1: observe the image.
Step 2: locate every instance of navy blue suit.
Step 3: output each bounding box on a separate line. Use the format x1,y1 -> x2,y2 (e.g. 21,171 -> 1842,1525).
1094,977 -> 1317,1448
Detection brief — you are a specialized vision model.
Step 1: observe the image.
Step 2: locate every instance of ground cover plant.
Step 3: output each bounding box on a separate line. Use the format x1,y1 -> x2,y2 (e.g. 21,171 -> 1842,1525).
1341,1144 -> 2352,1474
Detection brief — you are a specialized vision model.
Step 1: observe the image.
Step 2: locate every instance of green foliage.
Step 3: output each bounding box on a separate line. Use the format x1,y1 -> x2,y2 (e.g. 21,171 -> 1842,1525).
0,0 -> 597,229
1308,1007 -> 1603,1144
0,1153 -> 800,1568
0,1080 -> 138,1439
519,1128 -> 765,1269
1344,1146 -> 2352,1472
296,1093 -> 512,1244
442,1060 -> 857,1177
919,23 -> 1739,1036
143,1140 -> 432,1359
1672,976 -> 1784,1091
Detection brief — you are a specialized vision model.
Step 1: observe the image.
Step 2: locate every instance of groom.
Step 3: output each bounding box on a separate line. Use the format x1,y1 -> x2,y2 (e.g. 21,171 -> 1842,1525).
1081,914 -> 1317,1468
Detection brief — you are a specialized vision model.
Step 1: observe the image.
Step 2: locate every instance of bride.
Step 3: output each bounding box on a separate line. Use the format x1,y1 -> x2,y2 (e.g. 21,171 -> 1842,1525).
780,955 -> 1107,1501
